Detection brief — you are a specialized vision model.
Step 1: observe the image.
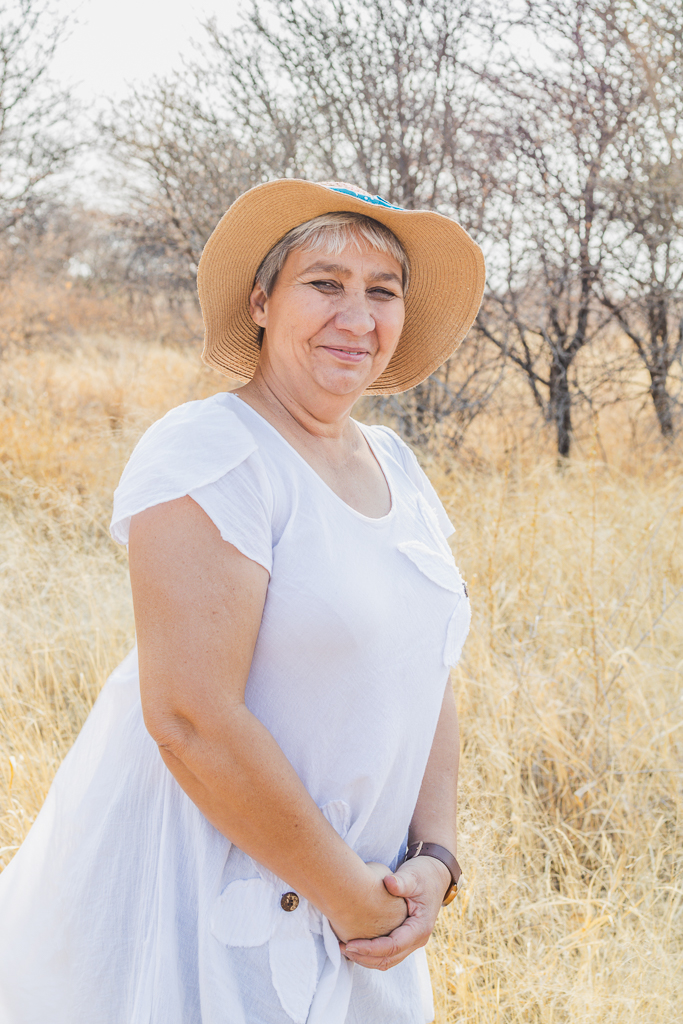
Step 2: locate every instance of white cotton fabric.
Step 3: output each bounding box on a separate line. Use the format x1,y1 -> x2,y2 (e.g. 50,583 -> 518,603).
0,392 -> 470,1024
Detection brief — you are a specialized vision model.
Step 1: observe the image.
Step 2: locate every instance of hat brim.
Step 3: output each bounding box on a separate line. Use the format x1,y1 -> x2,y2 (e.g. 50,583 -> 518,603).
197,179 -> 485,395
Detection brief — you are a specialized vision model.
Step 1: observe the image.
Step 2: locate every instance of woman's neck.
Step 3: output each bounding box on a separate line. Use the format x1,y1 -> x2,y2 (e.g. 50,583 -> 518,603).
236,366 -> 359,445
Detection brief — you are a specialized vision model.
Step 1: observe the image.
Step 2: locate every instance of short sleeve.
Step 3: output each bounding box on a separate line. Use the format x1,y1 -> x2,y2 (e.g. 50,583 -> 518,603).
110,395 -> 274,573
370,424 -> 455,539
189,460 -> 273,574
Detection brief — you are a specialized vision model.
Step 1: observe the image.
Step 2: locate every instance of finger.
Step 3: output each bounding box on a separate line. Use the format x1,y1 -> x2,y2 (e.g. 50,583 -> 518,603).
344,918 -> 425,959
344,936 -> 400,958
382,869 -> 417,898
343,949 -> 414,971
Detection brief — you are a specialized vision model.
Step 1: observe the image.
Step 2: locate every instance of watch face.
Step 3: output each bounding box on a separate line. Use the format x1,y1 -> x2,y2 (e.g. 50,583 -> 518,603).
442,883 -> 458,906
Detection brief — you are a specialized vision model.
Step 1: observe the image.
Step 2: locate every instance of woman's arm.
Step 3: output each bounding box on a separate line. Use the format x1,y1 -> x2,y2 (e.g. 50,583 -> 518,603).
129,495 -> 406,944
341,684 -> 460,970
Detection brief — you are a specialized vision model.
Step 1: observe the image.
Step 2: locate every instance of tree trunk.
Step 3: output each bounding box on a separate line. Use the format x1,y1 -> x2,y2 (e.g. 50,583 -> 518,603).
647,298 -> 676,439
649,369 -> 675,438
548,358 -> 572,458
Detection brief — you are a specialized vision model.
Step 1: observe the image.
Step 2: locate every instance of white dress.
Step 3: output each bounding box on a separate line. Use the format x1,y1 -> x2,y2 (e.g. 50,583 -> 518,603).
0,392 -> 470,1024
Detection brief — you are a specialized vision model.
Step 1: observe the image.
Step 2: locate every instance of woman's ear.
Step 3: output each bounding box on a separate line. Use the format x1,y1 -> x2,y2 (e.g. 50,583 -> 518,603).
249,282 -> 268,328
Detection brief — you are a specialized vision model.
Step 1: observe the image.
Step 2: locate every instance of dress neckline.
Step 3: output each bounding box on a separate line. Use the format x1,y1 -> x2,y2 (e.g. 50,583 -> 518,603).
224,392 -> 396,524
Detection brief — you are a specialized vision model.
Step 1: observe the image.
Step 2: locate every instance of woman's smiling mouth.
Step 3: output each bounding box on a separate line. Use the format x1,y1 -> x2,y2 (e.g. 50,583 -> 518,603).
321,346 -> 369,363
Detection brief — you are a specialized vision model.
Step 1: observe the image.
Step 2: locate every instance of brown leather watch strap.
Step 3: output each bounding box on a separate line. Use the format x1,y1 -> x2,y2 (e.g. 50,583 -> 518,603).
403,841 -> 462,905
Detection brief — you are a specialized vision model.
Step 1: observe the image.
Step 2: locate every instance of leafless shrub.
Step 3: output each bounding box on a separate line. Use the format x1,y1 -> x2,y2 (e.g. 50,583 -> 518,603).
0,0 -> 77,237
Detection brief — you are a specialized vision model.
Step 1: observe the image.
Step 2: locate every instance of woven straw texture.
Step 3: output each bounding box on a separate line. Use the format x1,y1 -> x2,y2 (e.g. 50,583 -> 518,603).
197,179 -> 485,395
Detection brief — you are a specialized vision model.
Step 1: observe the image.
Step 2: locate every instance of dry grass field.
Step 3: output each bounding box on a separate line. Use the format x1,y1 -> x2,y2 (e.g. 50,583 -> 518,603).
1,336 -> 682,1022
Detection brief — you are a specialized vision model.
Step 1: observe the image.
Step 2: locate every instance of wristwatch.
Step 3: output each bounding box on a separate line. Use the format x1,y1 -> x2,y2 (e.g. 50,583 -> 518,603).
402,841 -> 462,906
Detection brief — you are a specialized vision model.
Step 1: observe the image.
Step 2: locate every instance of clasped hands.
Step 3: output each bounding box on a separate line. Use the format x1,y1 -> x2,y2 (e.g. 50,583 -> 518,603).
335,856 -> 450,972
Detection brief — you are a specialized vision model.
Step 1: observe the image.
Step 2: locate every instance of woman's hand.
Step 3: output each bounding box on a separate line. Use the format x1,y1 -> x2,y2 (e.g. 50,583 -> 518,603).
328,862 -> 407,944
339,855 -> 450,970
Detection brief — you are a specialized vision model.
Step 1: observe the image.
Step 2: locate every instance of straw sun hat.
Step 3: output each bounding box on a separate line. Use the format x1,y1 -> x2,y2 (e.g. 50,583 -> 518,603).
197,179 -> 485,395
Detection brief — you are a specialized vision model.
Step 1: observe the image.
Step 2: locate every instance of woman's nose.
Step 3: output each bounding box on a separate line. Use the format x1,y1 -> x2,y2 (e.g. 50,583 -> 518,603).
334,293 -> 375,335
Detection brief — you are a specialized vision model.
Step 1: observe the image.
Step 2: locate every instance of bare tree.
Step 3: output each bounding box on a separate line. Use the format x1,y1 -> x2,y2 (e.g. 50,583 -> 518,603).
473,0 -> 654,457
0,0 -> 75,242
200,0 -> 493,221
101,0 -> 496,265
100,77 -> 295,283
596,1 -> 683,438
599,163 -> 683,438
371,346 -> 505,451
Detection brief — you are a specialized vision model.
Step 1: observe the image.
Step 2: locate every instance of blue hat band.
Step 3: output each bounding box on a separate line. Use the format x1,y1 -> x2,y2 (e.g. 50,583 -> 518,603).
328,185 -> 404,212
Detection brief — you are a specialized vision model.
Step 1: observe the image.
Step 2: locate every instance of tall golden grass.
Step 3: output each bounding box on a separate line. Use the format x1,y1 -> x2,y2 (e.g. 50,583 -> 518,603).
1,337 -> 682,1022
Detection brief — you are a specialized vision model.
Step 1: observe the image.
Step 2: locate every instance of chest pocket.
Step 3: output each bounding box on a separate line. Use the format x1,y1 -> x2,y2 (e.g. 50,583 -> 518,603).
397,540 -> 471,668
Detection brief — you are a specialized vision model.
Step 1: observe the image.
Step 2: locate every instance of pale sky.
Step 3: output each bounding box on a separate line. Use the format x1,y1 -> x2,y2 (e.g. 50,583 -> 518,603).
52,0 -> 240,104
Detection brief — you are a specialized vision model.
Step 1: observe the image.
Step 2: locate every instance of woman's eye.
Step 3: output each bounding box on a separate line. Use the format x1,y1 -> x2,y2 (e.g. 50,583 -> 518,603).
370,287 -> 400,299
310,279 -> 339,290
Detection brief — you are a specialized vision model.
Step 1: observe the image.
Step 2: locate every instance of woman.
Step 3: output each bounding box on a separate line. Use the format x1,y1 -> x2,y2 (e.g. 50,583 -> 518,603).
0,179 -> 485,1024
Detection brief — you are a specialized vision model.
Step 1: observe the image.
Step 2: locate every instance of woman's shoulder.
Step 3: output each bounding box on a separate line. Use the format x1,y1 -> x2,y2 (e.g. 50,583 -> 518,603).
360,421 -> 421,477
117,394 -> 260,495
128,391 -> 253,452
110,393 -> 268,547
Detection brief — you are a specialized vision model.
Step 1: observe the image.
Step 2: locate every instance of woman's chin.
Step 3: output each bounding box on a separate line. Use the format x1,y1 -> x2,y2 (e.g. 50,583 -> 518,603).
312,371 -> 373,397
310,360 -> 386,398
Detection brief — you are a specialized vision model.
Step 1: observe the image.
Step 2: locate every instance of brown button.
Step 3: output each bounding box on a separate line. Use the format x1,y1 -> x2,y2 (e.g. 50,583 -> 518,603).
280,891 -> 299,912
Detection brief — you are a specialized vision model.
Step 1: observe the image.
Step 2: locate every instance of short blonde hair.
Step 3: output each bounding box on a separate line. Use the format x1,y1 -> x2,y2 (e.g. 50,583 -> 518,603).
254,211 -> 410,298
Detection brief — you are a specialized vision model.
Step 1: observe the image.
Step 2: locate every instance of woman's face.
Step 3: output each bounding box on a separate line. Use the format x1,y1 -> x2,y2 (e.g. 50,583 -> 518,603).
249,241 -> 405,398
